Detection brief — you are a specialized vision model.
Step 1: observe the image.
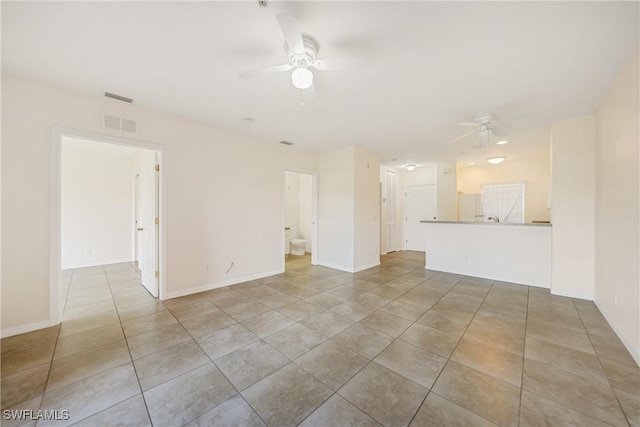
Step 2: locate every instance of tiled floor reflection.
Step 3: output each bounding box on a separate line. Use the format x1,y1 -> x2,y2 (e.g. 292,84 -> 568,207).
1,253 -> 638,426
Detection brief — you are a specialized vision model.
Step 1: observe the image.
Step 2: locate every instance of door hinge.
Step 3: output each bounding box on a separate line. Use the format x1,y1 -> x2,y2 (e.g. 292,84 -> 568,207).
155,271 -> 159,278
155,217 -> 159,225
155,164 -> 160,172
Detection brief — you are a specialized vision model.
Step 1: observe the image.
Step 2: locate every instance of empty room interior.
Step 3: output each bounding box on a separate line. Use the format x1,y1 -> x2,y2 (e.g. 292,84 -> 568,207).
1,2 -> 639,426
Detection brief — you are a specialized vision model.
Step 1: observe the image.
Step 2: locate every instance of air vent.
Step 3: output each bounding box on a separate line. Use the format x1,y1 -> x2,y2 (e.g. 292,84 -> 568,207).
105,92 -> 133,103
280,140 -> 294,146
103,114 -> 137,134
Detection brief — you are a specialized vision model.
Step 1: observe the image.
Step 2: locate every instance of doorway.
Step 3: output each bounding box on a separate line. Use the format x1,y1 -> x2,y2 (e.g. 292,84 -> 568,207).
282,168 -> 318,267
405,184 -> 437,251
51,128 -> 165,324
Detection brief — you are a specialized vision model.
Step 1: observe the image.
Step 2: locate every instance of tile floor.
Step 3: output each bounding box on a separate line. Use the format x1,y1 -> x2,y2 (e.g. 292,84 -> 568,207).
1,252 -> 638,426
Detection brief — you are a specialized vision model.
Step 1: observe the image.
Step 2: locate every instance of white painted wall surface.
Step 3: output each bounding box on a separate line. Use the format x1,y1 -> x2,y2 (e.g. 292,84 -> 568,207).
299,173 -> 313,252
424,223 -> 552,287
457,154 -> 551,223
61,137 -> 136,268
595,49 -> 639,364
353,147 -> 380,271
550,115 -> 596,300
436,162 -> 457,221
318,146 -> 354,271
1,72 -> 318,334
284,171 -> 300,231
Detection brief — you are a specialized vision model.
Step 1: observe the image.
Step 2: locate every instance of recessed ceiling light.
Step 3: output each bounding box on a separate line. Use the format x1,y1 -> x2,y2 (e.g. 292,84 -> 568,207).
406,164 -> 417,171
488,156 -> 506,164
467,162 -> 476,165
496,140 -> 509,145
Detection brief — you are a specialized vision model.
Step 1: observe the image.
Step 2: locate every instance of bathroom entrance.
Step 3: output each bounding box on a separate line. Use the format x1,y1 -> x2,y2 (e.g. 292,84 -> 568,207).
283,169 -> 318,266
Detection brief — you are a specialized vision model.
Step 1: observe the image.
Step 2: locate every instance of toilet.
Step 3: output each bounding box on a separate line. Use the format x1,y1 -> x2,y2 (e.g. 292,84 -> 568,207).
290,239 -> 307,256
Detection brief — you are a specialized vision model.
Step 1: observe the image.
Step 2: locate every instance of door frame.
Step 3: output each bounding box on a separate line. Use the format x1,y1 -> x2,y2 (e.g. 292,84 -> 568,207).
50,127 -> 167,324
281,167 -> 319,268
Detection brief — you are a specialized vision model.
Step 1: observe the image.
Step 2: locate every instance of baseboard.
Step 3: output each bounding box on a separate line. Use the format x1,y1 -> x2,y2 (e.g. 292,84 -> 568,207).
353,261 -> 381,273
550,288 -> 593,300
165,268 -> 284,300
61,257 -> 134,270
595,300 -> 640,367
316,261 -> 352,273
1,319 -> 59,339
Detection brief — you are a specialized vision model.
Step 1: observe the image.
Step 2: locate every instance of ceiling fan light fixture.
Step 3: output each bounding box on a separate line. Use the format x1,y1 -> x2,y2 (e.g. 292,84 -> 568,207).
291,67 -> 313,89
405,164 -> 417,171
496,140 -> 509,145
488,156 -> 506,165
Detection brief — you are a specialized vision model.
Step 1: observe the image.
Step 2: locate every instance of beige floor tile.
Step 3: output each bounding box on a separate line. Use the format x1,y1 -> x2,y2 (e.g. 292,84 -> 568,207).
411,393 -> 498,427
181,310 -> 236,337
242,363 -> 333,426
590,334 -> 639,367
296,340 -> 369,390
300,394 -> 381,427
47,340 -> 131,391
463,321 -> 525,356
374,340 -> 447,389
359,311 -> 413,338
329,300 -> 377,322
134,341 -> 210,390
39,363 -> 140,427
332,323 -> 393,359
613,388 -> 640,427
63,300 -> 116,321
379,300 -> 428,321
451,337 -> 523,386
519,390 -> 611,427
127,323 -> 193,360
303,292 -> 344,309
223,300 -> 272,321
600,357 -> 640,396
299,311 -> 354,338
522,358 -> 627,425
526,318 -> 595,354
1,326 -> 60,355
432,361 -> 520,426
186,394 -> 265,427
264,323 -> 326,360
339,362 -> 428,427
416,309 -> 473,336
54,323 -> 124,360
1,364 -> 49,410
144,363 -> 235,427
399,323 -> 460,357
258,291 -> 300,309
72,394 -> 151,427
168,299 -> 219,322
278,300 -> 325,321
214,340 -> 289,390
1,339 -> 56,377
58,309 -> 120,337
241,310 -> 295,338
1,395 -> 42,427
116,300 -> 167,322
121,310 -> 178,338
196,323 -> 259,360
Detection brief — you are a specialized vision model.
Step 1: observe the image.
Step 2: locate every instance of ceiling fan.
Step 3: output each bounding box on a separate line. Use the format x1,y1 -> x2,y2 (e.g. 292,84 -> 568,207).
448,112 -> 511,147
238,14 -> 367,103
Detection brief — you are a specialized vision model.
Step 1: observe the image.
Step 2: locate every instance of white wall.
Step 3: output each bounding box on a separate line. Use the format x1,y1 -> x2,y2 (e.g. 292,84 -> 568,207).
61,137 -> 136,269
550,115 -> 596,300
284,171 -> 301,230
353,147 -> 380,271
318,146 -> 355,271
594,49 -> 639,364
436,162 -> 457,221
1,72 -> 318,334
457,155 -> 551,223
299,173 -> 313,252
379,166 -> 403,254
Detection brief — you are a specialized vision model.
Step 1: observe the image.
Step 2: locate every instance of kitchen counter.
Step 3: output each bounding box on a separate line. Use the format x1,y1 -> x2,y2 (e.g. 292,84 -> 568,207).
421,221 -> 551,288
420,220 -> 551,226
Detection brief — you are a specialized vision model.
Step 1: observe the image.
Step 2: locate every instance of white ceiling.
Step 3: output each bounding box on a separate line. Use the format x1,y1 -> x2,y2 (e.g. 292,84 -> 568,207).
3,1 -> 638,168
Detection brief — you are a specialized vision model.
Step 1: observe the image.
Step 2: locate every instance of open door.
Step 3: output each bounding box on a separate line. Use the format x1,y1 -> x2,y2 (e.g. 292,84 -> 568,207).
138,151 -> 159,297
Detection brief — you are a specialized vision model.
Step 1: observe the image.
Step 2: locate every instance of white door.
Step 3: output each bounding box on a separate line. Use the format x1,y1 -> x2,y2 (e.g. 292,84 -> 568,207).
386,170 -> 397,252
405,185 -> 437,251
139,151 -> 159,297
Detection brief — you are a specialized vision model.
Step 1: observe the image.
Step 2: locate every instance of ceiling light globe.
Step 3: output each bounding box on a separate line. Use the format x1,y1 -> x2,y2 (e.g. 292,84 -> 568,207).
487,156 -> 506,164
291,68 -> 313,89
406,164 -> 417,171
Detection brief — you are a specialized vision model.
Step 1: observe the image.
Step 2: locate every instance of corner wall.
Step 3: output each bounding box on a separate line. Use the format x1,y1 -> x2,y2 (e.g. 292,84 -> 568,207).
550,115 -> 596,300
594,49 -> 639,364
1,72 -> 318,335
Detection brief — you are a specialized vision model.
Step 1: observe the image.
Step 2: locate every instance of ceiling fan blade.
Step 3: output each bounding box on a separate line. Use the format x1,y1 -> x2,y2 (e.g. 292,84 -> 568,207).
277,14 -> 305,54
313,57 -> 368,71
238,64 -> 292,79
490,127 -> 510,137
448,129 -> 475,144
457,122 -> 478,127
300,85 -> 316,105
